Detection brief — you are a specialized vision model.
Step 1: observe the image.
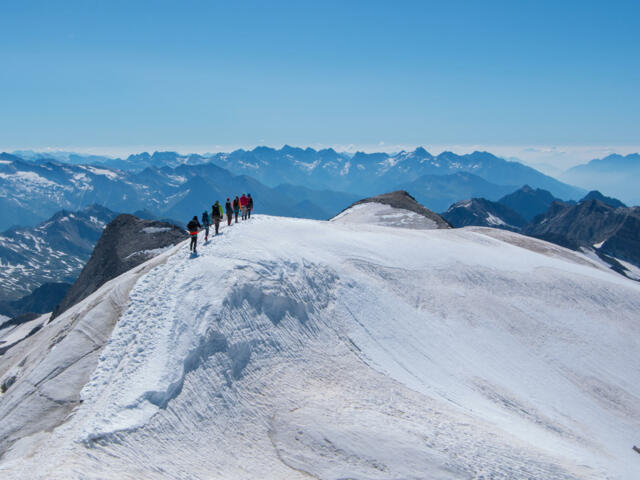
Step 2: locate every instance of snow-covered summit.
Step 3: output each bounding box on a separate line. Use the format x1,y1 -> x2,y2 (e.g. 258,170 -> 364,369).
0,215 -> 639,479
331,190 -> 451,229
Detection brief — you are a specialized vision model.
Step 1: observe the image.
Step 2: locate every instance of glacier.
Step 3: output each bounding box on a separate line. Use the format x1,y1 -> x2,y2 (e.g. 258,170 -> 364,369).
0,211 -> 639,479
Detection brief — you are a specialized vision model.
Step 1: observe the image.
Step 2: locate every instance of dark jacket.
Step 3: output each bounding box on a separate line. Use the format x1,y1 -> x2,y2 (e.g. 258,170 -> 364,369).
187,218 -> 201,234
225,201 -> 233,214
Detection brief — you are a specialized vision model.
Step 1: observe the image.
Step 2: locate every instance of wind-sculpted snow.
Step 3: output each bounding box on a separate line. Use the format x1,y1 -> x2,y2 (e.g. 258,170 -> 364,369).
1,216 -> 639,479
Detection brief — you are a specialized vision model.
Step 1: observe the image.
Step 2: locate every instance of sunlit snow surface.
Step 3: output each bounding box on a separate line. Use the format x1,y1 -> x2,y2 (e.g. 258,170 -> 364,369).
1,215 -> 640,479
331,202 -> 440,229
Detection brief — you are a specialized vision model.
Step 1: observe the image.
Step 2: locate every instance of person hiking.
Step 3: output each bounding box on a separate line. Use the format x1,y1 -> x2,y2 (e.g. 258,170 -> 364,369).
225,198 -> 233,226
240,193 -> 249,220
247,193 -> 253,219
233,196 -> 240,223
187,215 -> 201,253
211,201 -> 222,235
201,210 -> 210,241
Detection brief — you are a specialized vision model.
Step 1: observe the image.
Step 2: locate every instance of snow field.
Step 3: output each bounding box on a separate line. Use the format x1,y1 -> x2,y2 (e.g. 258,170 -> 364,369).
1,213 -> 639,479
331,202 -> 441,229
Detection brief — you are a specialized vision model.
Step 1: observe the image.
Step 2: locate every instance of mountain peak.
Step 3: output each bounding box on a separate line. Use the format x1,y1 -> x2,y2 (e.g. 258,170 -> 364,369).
581,190 -> 626,208
413,146 -> 431,156
332,190 -> 451,229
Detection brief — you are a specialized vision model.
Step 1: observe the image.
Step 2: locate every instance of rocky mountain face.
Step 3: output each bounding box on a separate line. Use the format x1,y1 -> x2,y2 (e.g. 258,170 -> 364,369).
497,185 -> 561,222
0,205 -> 117,301
523,199 -> 640,275
51,214 -> 188,319
442,198 -> 526,231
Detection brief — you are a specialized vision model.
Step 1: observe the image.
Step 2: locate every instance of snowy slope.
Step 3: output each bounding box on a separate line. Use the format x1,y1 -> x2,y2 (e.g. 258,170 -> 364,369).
331,202 -> 442,229
0,215 -> 639,479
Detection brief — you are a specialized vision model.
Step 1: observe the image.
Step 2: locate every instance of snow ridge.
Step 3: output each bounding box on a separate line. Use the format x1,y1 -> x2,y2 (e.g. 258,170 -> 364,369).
1,215 -> 639,479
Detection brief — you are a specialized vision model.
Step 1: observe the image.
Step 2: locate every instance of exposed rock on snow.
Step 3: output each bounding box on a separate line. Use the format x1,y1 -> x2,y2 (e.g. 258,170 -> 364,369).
332,190 -> 451,229
51,215 -> 187,319
0,215 -> 639,479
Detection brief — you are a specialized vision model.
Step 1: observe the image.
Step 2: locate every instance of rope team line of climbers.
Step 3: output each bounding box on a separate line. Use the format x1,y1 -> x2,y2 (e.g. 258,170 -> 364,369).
186,193 -> 254,254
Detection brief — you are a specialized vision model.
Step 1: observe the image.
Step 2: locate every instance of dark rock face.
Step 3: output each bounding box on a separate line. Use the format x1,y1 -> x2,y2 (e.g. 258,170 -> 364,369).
0,282 -> 71,319
498,185 -> 560,222
524,200 -> 640,269
599,211 -> 640,267
337,190 -> 451,228
442,198 -> 527,231
581,190 -> 626,209
51,215 -> 188,319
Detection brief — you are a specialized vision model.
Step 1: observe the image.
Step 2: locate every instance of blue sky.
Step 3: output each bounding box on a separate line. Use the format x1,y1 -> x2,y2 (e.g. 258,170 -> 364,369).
1,0 -> 638,166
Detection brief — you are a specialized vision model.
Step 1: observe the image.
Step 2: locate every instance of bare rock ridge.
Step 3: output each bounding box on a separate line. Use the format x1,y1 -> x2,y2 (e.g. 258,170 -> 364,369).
51,215 -> 188,319
336,190 -> 451,228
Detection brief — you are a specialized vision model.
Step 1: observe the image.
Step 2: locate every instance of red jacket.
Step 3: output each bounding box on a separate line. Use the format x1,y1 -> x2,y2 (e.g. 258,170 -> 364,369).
240,195 -> 249,207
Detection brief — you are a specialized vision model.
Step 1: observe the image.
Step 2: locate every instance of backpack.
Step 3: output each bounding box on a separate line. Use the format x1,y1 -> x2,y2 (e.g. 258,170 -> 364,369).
187,219 -> 199,233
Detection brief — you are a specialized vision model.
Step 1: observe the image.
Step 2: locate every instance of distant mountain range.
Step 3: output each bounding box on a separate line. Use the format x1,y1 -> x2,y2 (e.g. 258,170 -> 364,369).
0,205 -> 117,301
0,153 -> 359,230
8,146 -> 586,198
560,153 -> 640,206
1,147 -> 589,231
399,172 -> 516,213
207,146 -> 585,200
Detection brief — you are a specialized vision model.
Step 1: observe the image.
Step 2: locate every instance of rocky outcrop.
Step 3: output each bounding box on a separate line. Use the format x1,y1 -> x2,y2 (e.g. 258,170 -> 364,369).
51,215 -> 188,319
335,190 -> 451,229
